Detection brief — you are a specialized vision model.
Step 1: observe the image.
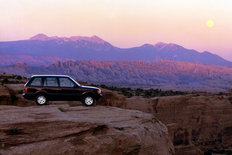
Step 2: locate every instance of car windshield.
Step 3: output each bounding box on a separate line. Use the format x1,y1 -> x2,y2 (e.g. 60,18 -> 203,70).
69,77 -> 81,86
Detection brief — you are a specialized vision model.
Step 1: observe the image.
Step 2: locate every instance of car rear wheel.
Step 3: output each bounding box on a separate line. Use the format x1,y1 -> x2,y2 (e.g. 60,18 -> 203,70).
82,96 -> 95,106
36,95 -> 47,105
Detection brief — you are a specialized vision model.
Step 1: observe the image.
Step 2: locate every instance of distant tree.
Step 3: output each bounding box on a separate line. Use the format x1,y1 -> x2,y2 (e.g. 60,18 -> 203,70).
16,75 -> 22,80
2,78 -> 9,84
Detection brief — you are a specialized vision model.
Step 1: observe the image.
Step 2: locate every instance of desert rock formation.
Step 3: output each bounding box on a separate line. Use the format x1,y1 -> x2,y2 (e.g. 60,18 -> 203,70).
0,105 -> 174,155
118,94 -> 232,154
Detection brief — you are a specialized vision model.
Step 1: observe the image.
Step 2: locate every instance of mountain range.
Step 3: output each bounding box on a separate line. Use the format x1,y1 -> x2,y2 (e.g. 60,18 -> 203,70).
0,33 -> 231,67
1,34 -> 232,91
1,60 -> 232,92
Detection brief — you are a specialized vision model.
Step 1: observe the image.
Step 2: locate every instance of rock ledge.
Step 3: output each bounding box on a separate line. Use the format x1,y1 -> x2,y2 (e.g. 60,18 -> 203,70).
0,105 -> 174,155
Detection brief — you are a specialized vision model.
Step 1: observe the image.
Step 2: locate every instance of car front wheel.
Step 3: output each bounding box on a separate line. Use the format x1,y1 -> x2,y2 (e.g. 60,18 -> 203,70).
36,95 -> 47,105
82,96 -> 95,106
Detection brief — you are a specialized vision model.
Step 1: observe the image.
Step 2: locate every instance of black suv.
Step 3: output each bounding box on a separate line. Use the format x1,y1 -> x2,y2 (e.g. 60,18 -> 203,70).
22,75 -> 102,106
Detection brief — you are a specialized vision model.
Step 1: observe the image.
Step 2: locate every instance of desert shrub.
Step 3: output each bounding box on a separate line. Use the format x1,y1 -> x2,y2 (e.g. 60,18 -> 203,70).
135,88 -> 143,96
58,107 -> 65,112
7,127 -> 21,135
16,75 -> 22,80
100,84 -> 106,88
95,84 -> 187,98
10,95 -> 18,103
204,149 -> 232,155
144,90 -> 152,98
17,90 -> 23,94
121,90 -> 133,98
6,87 -> 19,104
228,97 -> 232,104
2,78 -> 9,84
217,92 -> 224,96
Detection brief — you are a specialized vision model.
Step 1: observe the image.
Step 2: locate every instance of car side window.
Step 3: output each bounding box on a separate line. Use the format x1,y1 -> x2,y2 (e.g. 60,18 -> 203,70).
30,78 -> 42,86
59,77 -> 75,88
44,77 -> 58,87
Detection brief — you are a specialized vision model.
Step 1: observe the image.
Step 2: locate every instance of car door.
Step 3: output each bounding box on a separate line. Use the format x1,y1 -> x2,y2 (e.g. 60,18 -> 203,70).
43,77 -> 61,100
58,77 -> 82,100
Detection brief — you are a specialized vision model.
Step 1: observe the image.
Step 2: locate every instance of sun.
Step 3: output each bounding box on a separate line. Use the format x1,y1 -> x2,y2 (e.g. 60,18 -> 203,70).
206,20 -> 214,28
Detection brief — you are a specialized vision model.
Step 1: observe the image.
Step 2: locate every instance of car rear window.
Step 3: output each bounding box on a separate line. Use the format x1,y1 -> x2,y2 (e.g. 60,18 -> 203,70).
44,77 -> 58,87
30,77 -> 42,86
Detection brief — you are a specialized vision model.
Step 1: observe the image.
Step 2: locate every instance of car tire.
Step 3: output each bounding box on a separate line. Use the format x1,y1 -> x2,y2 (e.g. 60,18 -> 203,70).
82,95 -> 95,106
36,94 -> 48,105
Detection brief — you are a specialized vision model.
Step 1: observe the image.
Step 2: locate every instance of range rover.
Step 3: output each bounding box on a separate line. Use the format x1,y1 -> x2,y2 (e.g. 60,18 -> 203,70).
22,75 -> 102,106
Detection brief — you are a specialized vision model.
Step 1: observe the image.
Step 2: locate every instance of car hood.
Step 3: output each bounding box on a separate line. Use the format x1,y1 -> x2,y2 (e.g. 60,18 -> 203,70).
80,85 -> 100,90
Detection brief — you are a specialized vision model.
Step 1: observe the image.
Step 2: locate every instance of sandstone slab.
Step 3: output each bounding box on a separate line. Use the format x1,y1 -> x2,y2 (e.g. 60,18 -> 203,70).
0,105 -> 174,155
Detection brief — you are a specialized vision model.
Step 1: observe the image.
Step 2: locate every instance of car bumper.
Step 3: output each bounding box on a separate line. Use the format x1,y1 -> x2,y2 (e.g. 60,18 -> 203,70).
96,93 -> 103,100
22,93 -> 35,100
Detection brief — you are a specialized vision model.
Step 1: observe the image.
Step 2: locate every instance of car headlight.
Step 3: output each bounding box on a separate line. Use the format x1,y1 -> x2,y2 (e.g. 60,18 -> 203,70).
97,89 -> 101,94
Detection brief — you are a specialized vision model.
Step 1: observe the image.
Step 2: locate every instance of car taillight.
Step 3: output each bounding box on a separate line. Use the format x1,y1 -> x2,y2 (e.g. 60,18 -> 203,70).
97,90 -> 101,94
24,88 -> 28,93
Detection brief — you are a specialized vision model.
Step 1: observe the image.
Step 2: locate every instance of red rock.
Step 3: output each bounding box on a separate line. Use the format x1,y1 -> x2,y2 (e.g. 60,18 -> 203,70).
0,105 -> 174,155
